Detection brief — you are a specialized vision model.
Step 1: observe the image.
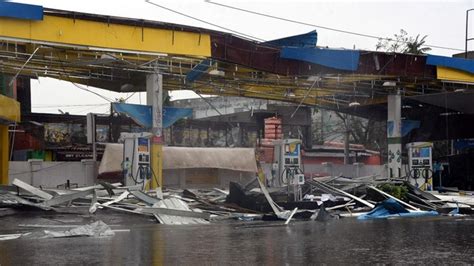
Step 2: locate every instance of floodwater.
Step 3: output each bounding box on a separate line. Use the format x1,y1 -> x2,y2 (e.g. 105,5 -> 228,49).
0,211 -> 473,265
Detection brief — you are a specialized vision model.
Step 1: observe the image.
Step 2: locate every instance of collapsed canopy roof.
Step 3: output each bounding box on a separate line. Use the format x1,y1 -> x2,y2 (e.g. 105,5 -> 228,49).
0,3 -> 472,112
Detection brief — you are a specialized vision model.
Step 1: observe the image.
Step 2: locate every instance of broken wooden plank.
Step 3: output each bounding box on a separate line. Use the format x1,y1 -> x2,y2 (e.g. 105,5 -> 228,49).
12,179 -> 53,200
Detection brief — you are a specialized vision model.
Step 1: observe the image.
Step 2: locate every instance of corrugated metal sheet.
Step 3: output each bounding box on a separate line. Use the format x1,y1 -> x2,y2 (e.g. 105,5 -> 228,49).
153,198 -> 209,225
280,48 -> 360,71
265,31 -> 317,48
212,34 -> 340,76
186,59 -> 211,83
427,55 -> 474,74
358,52 -> 435,78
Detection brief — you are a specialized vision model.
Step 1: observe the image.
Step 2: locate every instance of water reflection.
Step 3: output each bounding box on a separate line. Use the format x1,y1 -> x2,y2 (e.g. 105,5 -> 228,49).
0,217 -> 473,264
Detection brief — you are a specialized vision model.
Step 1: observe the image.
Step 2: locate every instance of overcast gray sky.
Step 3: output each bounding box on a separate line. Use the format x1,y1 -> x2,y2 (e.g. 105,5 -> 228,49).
12,0 -> 474,114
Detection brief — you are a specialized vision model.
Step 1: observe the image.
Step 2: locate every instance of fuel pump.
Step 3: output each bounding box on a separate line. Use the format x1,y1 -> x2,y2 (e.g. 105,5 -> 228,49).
406,142 -> 433,191
121,132 -> 152,187
273,139 -> 304,201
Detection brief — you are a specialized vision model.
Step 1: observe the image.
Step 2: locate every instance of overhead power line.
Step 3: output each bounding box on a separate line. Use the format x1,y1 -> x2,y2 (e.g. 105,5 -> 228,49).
69,82 -> 114,102
205,0 -> 464,52
32,103 -> 109,108
53,51 -> 115,103
144,0 -> 266,42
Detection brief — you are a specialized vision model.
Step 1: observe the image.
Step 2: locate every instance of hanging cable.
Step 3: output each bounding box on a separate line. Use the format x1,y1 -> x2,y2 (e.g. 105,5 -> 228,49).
144,0 -> 266,42
69,82 -> 113,103
32,103 -> 109,108
9,46 -> 41,87
205,0 -> 464,51
124,92 -> 137,102
53,50 -> 114,103
194,91 -> 235,128
290,79 -> 318,118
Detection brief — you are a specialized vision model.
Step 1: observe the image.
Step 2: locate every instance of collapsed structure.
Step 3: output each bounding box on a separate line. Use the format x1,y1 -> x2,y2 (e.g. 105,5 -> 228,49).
0,2 -> 473,231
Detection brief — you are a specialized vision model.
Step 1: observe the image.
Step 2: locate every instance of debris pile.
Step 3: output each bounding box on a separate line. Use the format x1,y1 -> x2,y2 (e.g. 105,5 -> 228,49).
1,173 -> 473,236
225,175 -> 474,221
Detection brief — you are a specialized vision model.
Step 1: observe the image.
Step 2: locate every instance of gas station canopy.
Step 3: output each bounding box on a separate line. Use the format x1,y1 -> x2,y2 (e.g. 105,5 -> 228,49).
0,3 -> 473,114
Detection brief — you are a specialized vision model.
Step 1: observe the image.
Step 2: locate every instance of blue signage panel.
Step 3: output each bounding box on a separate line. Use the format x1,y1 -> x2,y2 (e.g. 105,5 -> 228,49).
0,1 -> 43,21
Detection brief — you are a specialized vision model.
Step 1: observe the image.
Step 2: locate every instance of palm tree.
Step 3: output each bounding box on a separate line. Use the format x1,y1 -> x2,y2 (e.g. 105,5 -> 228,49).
404,34 -> 432,54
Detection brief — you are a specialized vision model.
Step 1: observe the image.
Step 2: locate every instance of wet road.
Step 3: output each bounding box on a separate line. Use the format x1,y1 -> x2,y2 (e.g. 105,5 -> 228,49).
0,211 -> 473,265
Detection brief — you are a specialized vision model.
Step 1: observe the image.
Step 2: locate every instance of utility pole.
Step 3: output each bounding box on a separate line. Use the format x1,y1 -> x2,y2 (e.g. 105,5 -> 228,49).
465,8 -> 474,58
147,69 -> 163,189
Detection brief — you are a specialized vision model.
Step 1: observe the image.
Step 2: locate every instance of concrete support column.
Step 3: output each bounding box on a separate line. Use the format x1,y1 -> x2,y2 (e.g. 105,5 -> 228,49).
387,94 -> 402,178
147,71 -> 163,189
0,125 -> 8,184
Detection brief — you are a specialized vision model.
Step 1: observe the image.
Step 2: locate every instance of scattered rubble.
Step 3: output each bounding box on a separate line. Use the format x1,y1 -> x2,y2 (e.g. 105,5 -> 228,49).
0,220 -> 116,240
0,174 -> 473,241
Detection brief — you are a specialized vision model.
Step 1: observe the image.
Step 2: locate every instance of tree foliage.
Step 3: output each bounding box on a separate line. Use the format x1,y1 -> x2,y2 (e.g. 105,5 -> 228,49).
311,109 -> 387,161
404,34 -> 432,55
376,29 -> 431,54
334,113 -> 387,154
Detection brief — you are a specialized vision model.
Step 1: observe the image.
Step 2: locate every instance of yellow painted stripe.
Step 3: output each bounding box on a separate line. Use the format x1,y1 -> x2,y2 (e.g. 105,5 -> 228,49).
0,94 -> 20,122
0,125 -> 8,185
437,66 -> 474,83
150,143 -> 163,189
0,15 -> 211,57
